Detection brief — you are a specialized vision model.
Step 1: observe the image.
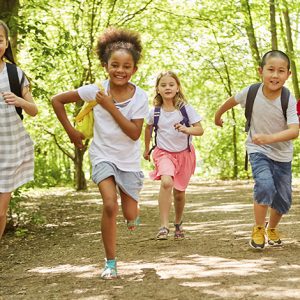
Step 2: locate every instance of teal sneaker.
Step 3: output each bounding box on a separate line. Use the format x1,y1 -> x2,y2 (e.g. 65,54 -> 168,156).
127,216 -> 140,231
101,259 -> 117,279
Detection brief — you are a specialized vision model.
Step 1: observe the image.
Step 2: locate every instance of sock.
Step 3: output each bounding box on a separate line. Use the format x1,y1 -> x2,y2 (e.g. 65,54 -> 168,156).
106,259 -> 116,269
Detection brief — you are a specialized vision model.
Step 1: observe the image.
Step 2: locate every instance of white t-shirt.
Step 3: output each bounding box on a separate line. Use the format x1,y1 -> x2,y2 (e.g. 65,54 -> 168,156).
235,84 -> 299,162
77,80 -> 149,171
146,105 -> 202,152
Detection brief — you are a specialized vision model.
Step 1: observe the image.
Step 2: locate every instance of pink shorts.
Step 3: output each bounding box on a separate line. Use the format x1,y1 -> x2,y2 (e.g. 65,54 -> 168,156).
149,145 -> 196,191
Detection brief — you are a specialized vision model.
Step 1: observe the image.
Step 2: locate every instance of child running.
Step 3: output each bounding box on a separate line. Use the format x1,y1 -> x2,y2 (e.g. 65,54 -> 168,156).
0,20 -> 38,239
214,50 -> 299,250
52,27 -> 148,278
144,71 -> 204,240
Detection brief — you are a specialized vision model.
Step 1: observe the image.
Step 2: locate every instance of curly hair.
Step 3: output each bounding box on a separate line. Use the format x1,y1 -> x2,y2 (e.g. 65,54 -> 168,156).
96,27 -> 142,66
153,71 -> 187,109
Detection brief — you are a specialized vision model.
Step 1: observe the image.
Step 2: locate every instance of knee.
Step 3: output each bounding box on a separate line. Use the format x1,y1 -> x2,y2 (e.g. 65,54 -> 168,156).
161,176 -> 174,190
103,198 -> 118,217
256,179 -> 276,199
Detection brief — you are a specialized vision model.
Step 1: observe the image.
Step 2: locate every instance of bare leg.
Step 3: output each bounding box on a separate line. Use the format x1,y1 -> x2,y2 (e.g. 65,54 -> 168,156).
253,202 -> 268,226
158,175 -> 173,228
0,192 -> 11,239
120,189 -> 138,222
98,177 -> 118,260
173,189 -> 185,224
268,208 -> 282,228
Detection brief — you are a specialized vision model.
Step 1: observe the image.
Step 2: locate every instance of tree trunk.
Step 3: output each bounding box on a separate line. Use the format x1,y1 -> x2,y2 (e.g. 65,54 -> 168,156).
269,0 -> 278,50
240,0 -> 261,73
0,0 -> 19,59
75,148 -> 87,191
282,2 -> 300,99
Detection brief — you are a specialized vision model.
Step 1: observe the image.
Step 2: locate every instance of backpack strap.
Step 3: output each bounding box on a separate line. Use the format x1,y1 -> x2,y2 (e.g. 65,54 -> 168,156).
6,63 -> 24,120
179,105 -> 191,151
148,107 -> 161,155
245,83 -> 261,132
280,86 -> 290,121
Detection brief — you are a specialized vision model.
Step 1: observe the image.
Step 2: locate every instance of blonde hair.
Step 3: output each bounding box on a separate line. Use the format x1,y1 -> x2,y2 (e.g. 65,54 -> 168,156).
153,71 -> 187,109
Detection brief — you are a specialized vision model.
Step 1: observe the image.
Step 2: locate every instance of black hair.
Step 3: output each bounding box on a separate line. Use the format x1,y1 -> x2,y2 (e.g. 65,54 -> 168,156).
0,20 -> 16,64
260,50 -> 290,70
96,27 -> 142,67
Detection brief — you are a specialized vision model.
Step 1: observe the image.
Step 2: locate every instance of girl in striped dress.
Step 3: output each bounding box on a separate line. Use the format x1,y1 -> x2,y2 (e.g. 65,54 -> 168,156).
0,20 -> 38,239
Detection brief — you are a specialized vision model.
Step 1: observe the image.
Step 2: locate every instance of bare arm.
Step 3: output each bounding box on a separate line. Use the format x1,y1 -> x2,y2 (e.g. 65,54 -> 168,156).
143,124 -> 152,160
2,85 -> 38,117
96,90 -> 144,141
252,124 -> 299,145
214,96 -> 239,127
51,90 -> 85,149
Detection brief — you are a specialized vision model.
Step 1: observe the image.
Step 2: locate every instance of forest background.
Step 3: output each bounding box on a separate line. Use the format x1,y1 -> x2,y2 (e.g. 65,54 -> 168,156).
1,0 -> 300,193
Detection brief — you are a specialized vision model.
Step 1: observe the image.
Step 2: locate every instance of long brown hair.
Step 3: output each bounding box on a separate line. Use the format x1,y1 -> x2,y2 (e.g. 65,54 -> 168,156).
153,71 -> 187,109
0,20 -> 16,64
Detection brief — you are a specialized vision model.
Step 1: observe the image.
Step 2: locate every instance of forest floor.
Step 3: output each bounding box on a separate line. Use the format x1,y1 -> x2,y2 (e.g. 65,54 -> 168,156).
1,177 -> 300,300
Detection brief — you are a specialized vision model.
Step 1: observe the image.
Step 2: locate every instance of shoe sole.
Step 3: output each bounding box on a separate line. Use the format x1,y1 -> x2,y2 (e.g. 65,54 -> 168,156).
249,240 -> 265,250
268,241 -> 282,247
156,236 -> 168,240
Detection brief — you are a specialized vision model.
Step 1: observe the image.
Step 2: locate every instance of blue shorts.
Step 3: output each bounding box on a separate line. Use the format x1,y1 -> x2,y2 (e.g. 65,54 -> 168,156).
249,152 -> 292,214
92,161 -> 144,201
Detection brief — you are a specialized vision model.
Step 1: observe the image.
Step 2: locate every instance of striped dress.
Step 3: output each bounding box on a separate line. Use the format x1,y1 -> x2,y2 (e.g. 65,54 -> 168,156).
0,63 -> 34,192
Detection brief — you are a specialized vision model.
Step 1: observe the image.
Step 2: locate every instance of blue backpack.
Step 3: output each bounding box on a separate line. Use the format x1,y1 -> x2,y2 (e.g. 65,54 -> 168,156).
148,105 -> 191,155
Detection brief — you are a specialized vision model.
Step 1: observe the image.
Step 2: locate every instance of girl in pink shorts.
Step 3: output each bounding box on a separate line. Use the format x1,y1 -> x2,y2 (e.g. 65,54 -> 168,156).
144,71 -> 204,240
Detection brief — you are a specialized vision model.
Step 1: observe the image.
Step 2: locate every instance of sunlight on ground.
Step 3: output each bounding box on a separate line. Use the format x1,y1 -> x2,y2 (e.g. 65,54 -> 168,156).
191,203 -> 252,213
28,254 -> 275,280
203,285 -> 300,299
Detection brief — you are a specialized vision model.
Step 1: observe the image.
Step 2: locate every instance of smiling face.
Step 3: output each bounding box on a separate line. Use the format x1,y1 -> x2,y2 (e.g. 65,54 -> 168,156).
0,25 -> 8,60
156,75 -> 179,102
104,49 -> 137,86
259,56 -> 291,96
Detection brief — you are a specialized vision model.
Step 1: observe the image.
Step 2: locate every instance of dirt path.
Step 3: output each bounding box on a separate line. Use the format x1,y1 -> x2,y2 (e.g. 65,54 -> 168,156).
1,178 -> 300,300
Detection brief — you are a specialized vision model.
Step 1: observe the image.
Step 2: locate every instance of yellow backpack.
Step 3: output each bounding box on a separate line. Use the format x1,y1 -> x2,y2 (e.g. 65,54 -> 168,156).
74,82 -> 104,139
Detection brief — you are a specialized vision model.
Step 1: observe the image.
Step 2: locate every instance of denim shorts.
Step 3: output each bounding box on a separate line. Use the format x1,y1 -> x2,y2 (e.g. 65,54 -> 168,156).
249,152 -> 292,214
92,161 -> 144,202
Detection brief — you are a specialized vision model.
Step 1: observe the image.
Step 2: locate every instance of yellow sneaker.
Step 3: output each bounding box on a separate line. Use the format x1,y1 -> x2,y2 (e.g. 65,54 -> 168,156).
249,225 -> 265,249
267,228 -> 282,246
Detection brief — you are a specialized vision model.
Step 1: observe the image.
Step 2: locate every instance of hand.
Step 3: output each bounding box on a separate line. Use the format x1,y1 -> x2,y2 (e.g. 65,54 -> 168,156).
2,92 -> 24,107
68,128 -> 86,150
214,116 -> 224,127
174,123 -> 190,135
143,150 -> 150,161
95,90 -> 114,111
252,134 -> 272,145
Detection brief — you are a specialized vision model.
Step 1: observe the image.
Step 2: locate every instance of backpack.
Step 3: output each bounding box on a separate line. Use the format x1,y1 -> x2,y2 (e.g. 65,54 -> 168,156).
245,82 -> 289,132
148,105 -> 191,155
6,63 -> 25,120
74,82 -> 104,140
244,82 -> 290,169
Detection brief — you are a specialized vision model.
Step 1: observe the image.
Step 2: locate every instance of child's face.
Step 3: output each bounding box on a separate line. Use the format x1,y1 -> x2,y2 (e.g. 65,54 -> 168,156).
0,26 -> 8,60
157,75 -> 179,101
105,49 -> 137,86
259,56 -> 291,93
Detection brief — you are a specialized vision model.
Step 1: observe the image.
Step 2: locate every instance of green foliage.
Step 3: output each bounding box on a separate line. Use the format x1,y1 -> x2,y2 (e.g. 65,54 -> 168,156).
7,187 -> 45,235
11,0 -> 300,185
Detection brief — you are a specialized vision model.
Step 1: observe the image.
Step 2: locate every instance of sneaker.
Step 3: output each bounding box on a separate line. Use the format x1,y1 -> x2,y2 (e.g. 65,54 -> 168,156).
249,225 -> 265,250
156,227 -> 169,240
127,216 -> 141,231
267,228 -> 282,246
101,259 -> 117,280
174,222 -> 184,240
